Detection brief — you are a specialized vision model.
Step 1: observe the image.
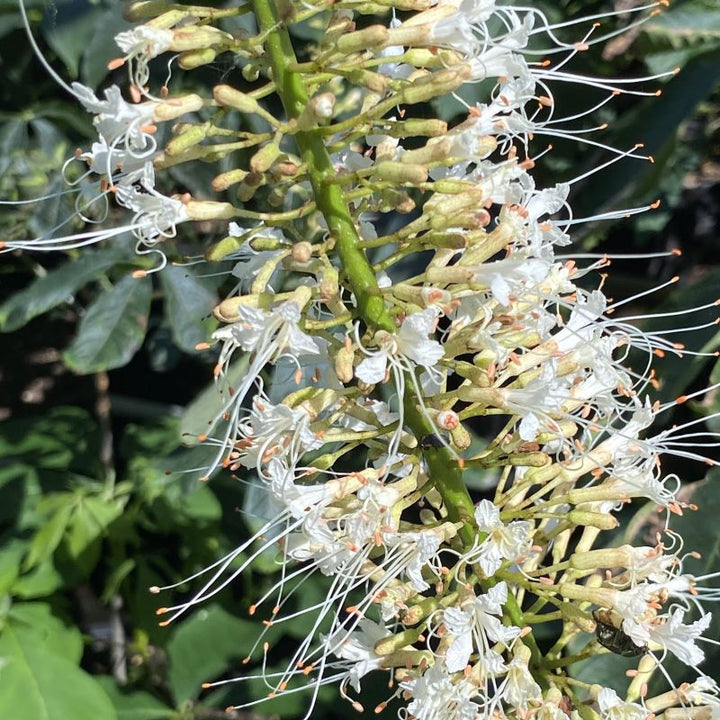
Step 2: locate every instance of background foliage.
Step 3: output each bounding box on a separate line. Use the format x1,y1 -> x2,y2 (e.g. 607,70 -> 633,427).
1,0 -> 719,718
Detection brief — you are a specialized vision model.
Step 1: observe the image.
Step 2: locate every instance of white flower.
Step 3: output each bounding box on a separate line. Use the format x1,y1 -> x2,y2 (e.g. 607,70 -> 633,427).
444,581 -> 521,672
114,26 -> 174,88
400,662 -> 480,720
356,307 -> 444,384
469,499 -> 532,575
596,688 -> 647,720
623,607 -> 711,666
327,618 -> 389,692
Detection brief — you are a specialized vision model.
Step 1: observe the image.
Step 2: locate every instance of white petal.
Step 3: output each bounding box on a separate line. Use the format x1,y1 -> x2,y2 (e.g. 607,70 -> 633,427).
356,354 -> 388,384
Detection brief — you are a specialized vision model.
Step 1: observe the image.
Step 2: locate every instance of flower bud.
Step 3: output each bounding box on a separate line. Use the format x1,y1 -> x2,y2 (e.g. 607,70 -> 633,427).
166,124 -> 208,156
374,161 -> 428,185
400,66 -> 471,105
184,200 -> 236,221
566,509 -> 618,530
212,169 -> 249,192
291,241 -> 313,263
178,48 -> 217,70
250,142 -> 282,174
336,25 -> 389,53
334,344 -> 355,384
152,94 -> 204,122
205,236 -> 244,262
169,25 -> 233,52
213,84 -> 260,114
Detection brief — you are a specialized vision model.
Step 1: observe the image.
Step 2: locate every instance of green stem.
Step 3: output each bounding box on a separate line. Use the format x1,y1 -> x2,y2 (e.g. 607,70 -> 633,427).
251,0 -> 543,669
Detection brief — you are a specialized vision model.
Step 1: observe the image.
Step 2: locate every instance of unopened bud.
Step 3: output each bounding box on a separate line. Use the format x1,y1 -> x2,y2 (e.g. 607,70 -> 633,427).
336,25 -> 389,53
291,241 -> 313,263
178,48 -> 217,70
374,161 -> 428,185
169,25 -> 232,52
334,345 -> 355,384
250,142 -> 282,174
166,124 -> 208,156
566,509 -> 618,530
212,169 -> 248,192
450,423 -> 471,450
569,545 -> 635,572
213,84 -> 260,114
184,200 -> 236,221
153,94 -> 204,122
206,236 -> 244,262
401,66 -> 472,105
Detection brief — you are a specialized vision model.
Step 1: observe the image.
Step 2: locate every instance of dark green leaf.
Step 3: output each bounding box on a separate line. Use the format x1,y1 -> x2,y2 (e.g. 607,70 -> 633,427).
81,6 -> 133,89
0,241 -> 136,332
0,406 -> 101,476
95,677 -> 175,720
166,604 -> 256,705
159,264 -> 218,353
40,0 -> 106,78
64,274 -> 152,373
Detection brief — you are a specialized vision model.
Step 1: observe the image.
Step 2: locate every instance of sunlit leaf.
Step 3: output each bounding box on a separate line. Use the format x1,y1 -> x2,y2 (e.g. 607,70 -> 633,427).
0,615 -> 116,720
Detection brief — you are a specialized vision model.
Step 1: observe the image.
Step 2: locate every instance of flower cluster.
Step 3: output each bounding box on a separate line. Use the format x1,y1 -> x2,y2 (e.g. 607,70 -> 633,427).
13,0 -> 720,719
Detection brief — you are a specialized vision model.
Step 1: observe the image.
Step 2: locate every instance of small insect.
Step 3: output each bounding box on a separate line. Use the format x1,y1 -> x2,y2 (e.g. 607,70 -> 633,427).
419,433 -> 446,450
593,610 -> 648,658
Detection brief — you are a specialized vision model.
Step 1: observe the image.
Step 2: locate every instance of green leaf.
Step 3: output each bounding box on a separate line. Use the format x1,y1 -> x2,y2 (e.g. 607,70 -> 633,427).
0,241 -> 136,332
40,0 -> 106,78
166,604 -> 256,705
64,274 -> 152,373
95,678 -> 175,720
0,406 -> 100,473
65,495 -> 126,561
7,603 -> 83,664
24,498 -> 74,570
12,558 -> 65,599
181,356 -> 250,438
0,616 -> 116,720
159,264 -> 218,353
81,6 -> 133,89
0,539 -> 26,595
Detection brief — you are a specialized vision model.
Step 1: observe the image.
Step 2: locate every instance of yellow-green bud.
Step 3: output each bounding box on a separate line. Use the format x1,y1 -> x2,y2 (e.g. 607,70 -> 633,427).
169,25 -> 232,52
250,142 -> 281,174
184,200 -> 235,221
569,545 -> 635,572
334,345 -> 355,384
177,48 -> 217,70
212,169 -> 248,192
401,66 -> 471,105
166,125 -> 208,156
374,161 -> 428,185
213,84 -> 260,114
153,94 -> 204,122
205,236 -> 243,262
566,509 -> 618,530
336,25 -> 389,54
